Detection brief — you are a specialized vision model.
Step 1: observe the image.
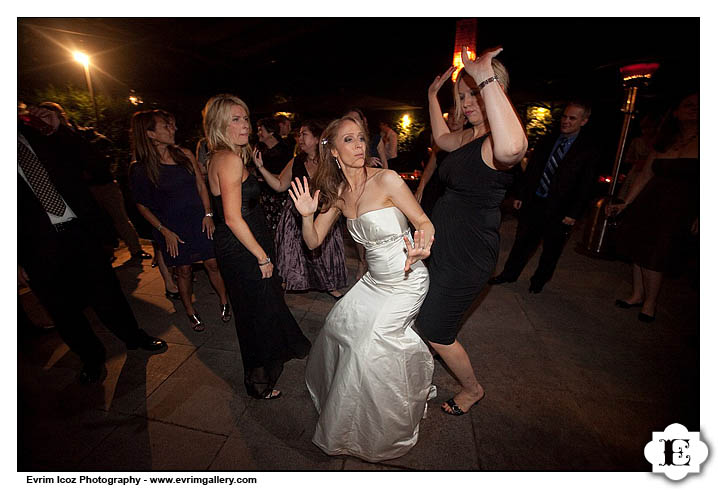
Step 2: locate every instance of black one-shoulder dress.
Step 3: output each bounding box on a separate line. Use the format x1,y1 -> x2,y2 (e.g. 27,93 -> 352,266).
417,134 -> 513,344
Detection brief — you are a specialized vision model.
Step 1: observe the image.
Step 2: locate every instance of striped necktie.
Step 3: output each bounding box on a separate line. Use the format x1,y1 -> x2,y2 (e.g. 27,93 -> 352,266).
18,140 -> 67,216
536,137 -> 570,198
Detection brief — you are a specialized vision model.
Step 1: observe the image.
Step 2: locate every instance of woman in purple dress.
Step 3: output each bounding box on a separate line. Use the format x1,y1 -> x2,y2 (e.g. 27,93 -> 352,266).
129,109 -> 230,332
254,120 -> 347,300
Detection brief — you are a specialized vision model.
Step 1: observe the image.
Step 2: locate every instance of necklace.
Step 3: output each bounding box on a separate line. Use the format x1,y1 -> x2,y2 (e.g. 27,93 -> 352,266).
347,168 -> 369,217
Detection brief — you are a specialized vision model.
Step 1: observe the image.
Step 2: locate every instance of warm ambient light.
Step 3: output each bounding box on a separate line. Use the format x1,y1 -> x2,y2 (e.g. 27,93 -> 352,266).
73,51 -> 90,67
400,114 -> 411,129
619,63 -> 660,82
451,49 -> 474,82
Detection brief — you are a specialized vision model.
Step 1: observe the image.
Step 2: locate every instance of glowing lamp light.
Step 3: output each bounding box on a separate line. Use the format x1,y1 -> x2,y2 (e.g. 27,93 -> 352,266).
619,63 -> 660,83
73,51 -> 90,67
400,114 -> 412,129
452,49 -> 474,82
128,90 -> 143,106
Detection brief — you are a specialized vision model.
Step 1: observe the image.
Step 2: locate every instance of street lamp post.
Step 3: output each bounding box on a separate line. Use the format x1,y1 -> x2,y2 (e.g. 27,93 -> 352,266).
73,51 -> 100,128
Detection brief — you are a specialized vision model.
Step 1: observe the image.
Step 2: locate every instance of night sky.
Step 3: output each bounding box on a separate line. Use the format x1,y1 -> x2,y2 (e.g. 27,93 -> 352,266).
18,17 -> 699,110
16,16 -> 701,176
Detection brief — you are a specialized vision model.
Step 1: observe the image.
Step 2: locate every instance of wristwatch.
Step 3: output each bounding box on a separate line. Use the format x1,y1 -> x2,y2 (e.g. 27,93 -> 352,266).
205,212 -> 214,217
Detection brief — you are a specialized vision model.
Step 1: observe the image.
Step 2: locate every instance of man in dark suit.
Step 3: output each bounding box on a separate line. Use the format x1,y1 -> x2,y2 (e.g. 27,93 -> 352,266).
490,101 -> 600,293
18,106 -> 167,384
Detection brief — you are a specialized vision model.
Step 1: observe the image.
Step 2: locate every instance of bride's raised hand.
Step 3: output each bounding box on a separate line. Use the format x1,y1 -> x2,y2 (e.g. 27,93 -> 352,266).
428,66 -> 456,98
288,176 -> 319,217
461,45 -> 502,84
403,229 -> 435,272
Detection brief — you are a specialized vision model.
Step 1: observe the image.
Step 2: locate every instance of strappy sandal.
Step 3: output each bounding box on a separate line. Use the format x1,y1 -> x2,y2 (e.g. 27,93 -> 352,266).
442,395 -> 484,416
263,389 -> 282,400
188,313 -> 205,332
220,303 -> 231,322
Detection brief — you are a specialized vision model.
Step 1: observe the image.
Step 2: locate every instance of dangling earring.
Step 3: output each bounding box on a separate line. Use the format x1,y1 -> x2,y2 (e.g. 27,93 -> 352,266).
334,156 -> 341,170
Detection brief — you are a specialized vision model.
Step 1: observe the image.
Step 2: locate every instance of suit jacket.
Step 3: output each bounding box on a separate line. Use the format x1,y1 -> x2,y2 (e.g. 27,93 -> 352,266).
515,129 -> 600,220
17,124 -> 113,269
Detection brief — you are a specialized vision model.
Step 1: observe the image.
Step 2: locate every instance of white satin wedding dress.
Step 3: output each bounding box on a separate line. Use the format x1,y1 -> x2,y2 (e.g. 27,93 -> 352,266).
305,206 -> 436,462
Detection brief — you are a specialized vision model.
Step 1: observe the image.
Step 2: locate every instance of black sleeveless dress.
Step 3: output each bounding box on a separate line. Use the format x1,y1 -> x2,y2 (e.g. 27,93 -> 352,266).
417,134 -> 513,344
211,173 -> 311,398
617,157 -> 699,272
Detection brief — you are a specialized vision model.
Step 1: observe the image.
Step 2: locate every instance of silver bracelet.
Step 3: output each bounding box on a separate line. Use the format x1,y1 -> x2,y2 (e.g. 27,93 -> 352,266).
258,257 -> 271,266
477,75 -> 499,92
157,224 -> 163,232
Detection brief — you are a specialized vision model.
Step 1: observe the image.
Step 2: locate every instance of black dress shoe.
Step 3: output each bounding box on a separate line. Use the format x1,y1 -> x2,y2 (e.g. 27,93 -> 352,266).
78,363 -> 105,384
488,274 -> 514,285
528,282 -> 544,294
132,251 -> 152,260
638,312 -> 655,323
127,334 -> 167,352
615,299 -> 644,309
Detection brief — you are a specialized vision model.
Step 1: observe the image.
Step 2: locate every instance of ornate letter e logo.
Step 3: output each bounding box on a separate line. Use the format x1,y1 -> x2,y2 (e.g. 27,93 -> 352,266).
644,423 -> 708,481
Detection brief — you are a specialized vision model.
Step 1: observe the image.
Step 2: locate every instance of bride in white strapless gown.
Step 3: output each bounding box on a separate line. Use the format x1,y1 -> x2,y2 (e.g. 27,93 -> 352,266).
306,207 -> 435,461
289,116 -> 436,462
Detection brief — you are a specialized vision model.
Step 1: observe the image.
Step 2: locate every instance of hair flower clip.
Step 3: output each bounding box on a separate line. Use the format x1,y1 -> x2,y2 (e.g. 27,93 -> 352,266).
320,138 -> 328,145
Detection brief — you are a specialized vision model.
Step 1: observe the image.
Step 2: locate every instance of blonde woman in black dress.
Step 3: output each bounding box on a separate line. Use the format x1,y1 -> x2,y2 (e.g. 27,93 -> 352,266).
203,94 -> 311,399
417,47 -> 527,416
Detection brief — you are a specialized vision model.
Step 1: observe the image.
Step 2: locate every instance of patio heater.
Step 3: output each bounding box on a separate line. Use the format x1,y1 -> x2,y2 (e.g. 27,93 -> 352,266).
580,62 -> 660,257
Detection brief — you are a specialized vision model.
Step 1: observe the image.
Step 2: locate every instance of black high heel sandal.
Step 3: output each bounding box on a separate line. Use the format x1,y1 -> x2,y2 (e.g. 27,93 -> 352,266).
188,312 -> 205,332
220,303 -> 231,322
441,392 -> 486,416
615,299 -> 644,309
638,312 -> 656,323
247,388 -> 281,400
165,289 -> 181,300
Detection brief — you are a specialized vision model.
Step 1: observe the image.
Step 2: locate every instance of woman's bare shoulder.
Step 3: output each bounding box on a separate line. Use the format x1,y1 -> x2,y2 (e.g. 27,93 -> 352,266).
212,150 -> 241,165
374,168 -> 403,186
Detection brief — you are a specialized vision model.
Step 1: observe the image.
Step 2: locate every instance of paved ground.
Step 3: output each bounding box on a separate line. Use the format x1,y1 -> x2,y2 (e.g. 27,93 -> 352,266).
17,215 -> 700,473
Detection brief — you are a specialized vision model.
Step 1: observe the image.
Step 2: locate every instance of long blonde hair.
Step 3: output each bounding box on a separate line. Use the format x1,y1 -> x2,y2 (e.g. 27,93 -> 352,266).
452,58 -> 510,123
313,116 -> 368,212
202,94 -> 252,164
